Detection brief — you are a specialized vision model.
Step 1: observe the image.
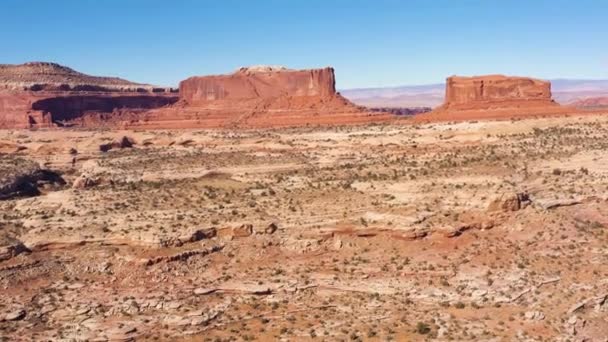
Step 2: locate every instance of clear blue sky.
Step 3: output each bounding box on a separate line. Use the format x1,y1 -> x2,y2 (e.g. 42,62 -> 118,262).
1,0 -> 607,88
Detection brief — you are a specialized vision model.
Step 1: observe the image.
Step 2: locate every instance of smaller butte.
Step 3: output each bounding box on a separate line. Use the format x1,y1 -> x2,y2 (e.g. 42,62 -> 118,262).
416,75 -> 575,122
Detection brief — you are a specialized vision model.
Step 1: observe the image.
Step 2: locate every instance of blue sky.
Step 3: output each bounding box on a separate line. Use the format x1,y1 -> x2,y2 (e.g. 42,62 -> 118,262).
1,0 -> 606,88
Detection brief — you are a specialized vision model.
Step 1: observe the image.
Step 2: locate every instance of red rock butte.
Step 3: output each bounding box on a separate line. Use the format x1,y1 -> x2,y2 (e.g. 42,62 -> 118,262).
444,75 -> 553,109
139,66 -> 392,128
416,75 -> 575,122
180,66 -> 337,103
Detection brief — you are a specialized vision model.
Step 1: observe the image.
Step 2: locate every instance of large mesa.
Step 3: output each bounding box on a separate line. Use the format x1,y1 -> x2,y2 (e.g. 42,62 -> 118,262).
141,66 -> 391,128
179,66 -> 337,104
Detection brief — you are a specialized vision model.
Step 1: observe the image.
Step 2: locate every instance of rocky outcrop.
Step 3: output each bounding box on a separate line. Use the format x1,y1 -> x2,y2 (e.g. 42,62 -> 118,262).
416,75 -> 573,122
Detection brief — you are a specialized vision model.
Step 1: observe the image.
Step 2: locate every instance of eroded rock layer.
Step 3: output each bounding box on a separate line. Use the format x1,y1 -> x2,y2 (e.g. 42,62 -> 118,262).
0,91 -> 178,129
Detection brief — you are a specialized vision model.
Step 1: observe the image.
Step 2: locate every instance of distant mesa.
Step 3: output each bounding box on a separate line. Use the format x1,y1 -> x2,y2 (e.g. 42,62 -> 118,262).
0,61 -> 171,92
416,75 -> 574,122
443,75 -> 554,110
142,65 -> 392,128
0,62 -> 178,129
569,96 -> 608,109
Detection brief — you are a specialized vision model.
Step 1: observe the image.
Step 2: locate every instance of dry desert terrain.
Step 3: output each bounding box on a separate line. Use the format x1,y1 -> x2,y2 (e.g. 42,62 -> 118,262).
1,114 -> 608,341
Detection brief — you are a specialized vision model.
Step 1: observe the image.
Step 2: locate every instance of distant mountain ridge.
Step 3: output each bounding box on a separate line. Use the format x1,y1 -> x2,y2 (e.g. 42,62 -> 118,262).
340,79 -> 608,108
0,62 -> 158,92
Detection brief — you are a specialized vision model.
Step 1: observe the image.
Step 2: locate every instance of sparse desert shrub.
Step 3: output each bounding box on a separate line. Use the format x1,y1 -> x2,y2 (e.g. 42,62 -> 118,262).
416,322 -> 431,334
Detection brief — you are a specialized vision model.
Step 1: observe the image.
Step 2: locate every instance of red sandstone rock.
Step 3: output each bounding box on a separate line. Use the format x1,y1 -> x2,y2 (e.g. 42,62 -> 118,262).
444,75 -> 553,110
0,91 -> 53,128
0,90 -> 177,129
140,66 -> 393,129
415,75 -> 577,122
180,66 -> 336,103
0,62 -> 177,129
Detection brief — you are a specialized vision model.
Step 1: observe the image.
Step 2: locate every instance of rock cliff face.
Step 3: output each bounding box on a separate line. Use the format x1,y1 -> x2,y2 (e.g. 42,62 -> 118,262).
0,91 -> 53,128
0,62 -> 177,129
0,90 -> 177,129
416,75 -> 572,122
444,75 -> 553,109
180,67 -> 336,103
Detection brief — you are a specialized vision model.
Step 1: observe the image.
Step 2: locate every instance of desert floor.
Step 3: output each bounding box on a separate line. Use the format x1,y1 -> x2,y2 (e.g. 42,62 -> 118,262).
1,114 -> 608,341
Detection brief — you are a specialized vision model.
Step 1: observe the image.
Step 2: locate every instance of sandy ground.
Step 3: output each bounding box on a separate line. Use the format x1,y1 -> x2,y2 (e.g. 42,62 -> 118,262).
1,114 -> 608,341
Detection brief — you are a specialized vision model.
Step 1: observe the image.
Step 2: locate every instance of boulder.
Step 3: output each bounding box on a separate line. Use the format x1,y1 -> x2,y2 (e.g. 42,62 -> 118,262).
0,241 -> 28,261
487,192 -> 529,212
256,222 -> 278,235
99,136 -> 135,152
265,222 -> 278,234
231,224 -> 253,238
3,309 -> 26,321
72,174 -> 100,189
